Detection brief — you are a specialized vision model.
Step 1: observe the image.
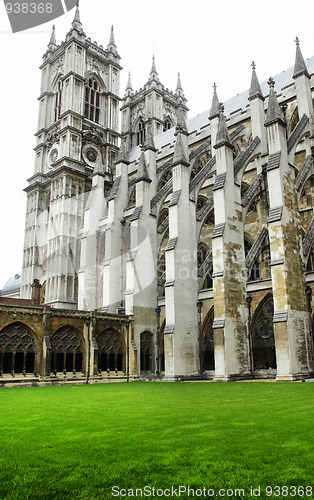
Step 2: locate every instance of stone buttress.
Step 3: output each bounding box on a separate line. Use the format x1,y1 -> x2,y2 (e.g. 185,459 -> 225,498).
264,78 -> 312,379
125,126 -> 158,374
164,117 -> 199,380
211,106 -> 250,381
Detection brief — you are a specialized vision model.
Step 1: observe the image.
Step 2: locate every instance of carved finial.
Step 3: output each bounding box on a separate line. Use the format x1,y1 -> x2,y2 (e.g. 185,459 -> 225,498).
213,82 -> 217,91
109,25 -> 116,46
295,36 -> 300,46
251,61 -> 256,70
218,102 -> 225,114
267,77 -> 275,88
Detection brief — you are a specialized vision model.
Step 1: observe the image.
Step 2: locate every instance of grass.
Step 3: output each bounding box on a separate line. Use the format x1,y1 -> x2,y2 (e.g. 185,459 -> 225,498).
0,382 -> 313,500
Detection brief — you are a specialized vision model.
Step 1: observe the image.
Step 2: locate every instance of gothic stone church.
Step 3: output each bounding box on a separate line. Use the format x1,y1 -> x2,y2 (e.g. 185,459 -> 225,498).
1,6 -> 314,385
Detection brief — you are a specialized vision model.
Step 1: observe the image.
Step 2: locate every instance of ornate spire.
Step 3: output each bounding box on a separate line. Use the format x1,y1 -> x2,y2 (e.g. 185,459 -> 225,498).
107,26 -> 119,56
176,72 -> 182,91
249,61 -> 264,101
209,83 -> 220,119
124,72 -> 133,97
149,55 -> 159,82
48,25 -> 57,50
126,72 -> 132,90
293,37 -> 310,79
135,151 -> 151,183
265,78 -> 286,127
109,25 -> 116,46
175,72 -> 185,98
71,1 -> 82,32
214,104 -> 233,149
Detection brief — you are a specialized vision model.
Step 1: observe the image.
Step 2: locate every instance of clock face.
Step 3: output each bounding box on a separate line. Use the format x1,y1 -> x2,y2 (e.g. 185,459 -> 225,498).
50,148 -> 59,164
86,148 -> 98,162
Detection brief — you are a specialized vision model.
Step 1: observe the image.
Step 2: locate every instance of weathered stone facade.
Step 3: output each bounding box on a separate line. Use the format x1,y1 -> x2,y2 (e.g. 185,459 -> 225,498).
1,10 -> 314,384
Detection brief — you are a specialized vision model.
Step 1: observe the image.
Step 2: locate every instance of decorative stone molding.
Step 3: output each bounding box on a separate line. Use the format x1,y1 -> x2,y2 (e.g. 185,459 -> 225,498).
212,318 -> 225,329
108,176 -> 121,201
211,223 -> 225,239
164,324 -> 175,334
189,156 -> 216,193
130,206 -> 142,221
212,271 -> 224,278
168,190 -> 181,207
273,310 -> 288,323
82,125 -> 104,148
246,226 -> 268,270
303,215 -> 314,256
295,155 -> 313,192
267,206 -> 283,223
267,152 -> 281,171
287,114 -> 309,153
165,237 -> 178,251
213,173 -> 226,191
270,258 -> 284,266
233,136 -> 261,177
242,173 -> 263,207
196,195 -> 214,222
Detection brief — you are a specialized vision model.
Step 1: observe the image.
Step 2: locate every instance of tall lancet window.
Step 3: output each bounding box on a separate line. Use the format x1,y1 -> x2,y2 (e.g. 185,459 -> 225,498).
84,78 -> 100,123
54,80 -> 63,122
137,119 -> 146,146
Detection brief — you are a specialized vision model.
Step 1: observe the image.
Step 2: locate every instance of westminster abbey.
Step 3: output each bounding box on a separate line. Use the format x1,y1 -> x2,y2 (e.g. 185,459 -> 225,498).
0,5 -> 314,385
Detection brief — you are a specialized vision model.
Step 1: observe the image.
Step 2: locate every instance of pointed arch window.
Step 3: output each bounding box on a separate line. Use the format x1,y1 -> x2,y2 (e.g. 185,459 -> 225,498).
163,119 -> 171,131
252,295 -> 276,370
137,120 -> 146,146
84,78 -> 100,123
54,80 -> 63,122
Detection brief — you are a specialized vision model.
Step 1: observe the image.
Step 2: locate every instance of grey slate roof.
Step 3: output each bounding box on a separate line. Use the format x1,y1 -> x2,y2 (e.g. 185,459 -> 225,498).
128,56 -> 314,164
0,272 -> 22,296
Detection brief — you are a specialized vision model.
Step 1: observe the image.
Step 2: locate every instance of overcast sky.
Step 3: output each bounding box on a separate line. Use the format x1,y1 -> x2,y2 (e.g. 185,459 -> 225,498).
0,0 -> 313,289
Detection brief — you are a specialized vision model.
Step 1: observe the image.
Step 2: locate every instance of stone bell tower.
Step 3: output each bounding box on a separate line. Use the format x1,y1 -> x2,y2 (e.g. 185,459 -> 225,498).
21,6 -> 122,309
120,58 -> 188,150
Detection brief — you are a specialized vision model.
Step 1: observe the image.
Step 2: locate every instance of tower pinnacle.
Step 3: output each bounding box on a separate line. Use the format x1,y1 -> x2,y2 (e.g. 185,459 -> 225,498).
214,103 -> 233,149
293,36 -> 310,79
209,83 -> 220,119
149,55 -> 159,82
48,24 -> 57,51
71,1 -> 82,32
249,61 -> 264,101
265,78 -> 286,127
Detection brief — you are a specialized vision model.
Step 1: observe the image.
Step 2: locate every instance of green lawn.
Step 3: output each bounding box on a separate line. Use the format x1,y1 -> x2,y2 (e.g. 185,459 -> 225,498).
0,382 -> 313,500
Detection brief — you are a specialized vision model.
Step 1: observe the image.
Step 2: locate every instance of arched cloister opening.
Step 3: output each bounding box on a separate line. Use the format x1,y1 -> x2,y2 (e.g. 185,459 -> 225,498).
251,294 -> 276,370
0,322 -> 37,375
97,328 -> 125,373
51,326 -> 84,374
140,331 -> 153,372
